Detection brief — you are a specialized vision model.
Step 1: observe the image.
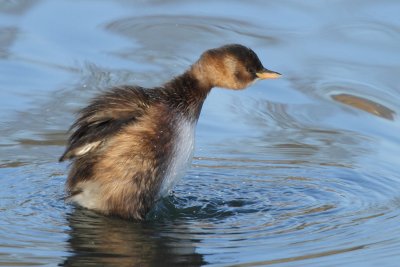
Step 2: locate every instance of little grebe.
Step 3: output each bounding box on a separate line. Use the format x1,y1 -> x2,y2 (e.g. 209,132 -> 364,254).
60,44 -> 281,220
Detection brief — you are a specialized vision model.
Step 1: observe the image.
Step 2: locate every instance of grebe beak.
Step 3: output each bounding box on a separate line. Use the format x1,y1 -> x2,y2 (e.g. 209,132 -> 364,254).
256,68 -> 281,79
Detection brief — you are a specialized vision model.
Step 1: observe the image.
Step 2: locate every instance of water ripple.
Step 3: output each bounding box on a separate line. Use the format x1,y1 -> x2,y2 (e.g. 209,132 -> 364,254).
144,152 -> 400,265
104,15 -> 278,69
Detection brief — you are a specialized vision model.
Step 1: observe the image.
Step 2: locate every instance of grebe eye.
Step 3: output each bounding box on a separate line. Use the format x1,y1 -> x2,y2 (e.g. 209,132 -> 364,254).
234,71 -> 241,79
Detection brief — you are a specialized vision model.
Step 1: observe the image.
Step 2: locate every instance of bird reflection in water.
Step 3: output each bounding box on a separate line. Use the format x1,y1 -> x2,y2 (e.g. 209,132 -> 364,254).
61,208 -> 205,267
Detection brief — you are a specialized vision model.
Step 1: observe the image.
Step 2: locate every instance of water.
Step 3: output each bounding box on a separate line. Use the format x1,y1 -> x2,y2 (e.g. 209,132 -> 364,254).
1,0 -> 400,266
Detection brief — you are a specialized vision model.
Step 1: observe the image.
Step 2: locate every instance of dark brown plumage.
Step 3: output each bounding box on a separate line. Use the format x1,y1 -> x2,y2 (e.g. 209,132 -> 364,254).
60,44 -> 281,220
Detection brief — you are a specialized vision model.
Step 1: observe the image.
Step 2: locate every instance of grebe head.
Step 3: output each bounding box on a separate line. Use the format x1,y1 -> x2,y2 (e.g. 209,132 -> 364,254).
192,44 -> 281,90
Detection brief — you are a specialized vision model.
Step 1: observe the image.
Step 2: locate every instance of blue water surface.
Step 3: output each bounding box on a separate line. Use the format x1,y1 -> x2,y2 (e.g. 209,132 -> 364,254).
1,0 -> 400,266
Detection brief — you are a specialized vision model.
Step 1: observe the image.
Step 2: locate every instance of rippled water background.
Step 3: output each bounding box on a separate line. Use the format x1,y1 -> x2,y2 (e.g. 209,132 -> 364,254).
1,0 -> 400,266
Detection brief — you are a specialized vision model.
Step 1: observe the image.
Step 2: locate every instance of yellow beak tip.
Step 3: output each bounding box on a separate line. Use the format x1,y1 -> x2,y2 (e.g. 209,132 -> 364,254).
256,72 -> 282,80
